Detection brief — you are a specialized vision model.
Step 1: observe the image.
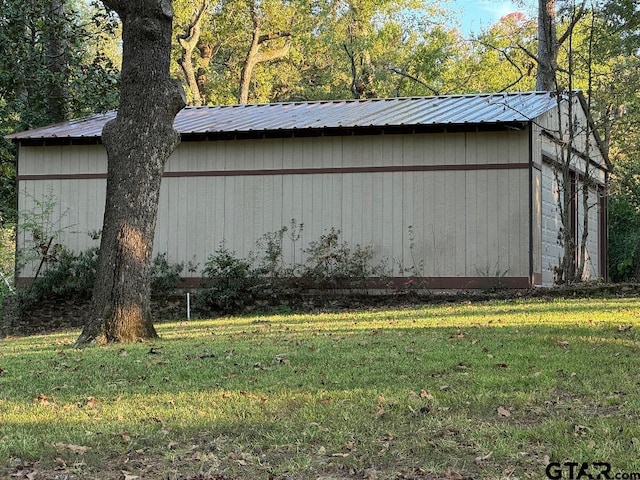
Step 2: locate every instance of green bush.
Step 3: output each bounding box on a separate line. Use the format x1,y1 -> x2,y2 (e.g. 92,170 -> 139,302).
15,249 -> 184,309
14,247 -> 99,309
608,194 -> 640,282
301,228 -> 377,288
150,253 -> 184,297
200,245 -> 263,312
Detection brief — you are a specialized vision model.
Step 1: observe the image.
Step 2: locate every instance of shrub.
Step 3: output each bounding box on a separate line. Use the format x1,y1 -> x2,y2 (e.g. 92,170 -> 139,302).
150,253 -> 184,297
301,228 -> 377,289
608,194 -> 640,282
200,245 -> 262,312
17,247 -> 99,308
15,249 -> 184,309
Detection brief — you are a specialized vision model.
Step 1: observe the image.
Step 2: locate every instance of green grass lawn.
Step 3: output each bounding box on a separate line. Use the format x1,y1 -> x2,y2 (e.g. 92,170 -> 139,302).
1,297 -> 640,479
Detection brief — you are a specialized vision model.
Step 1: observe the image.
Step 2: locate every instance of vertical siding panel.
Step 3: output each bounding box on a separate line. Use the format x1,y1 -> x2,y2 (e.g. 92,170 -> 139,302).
507,169 -> 521,275
531,169 -> 542,278
454,135 -> 466,275
381,172 -> 394,274
156,181 -> 170,260
185,174 -> 199,268
487,170 -> 500,273
496,170 -> 510,274
465,170 -> 477,276
422,172 -> 436,277
177,177 -> 189,261
223,176 -> 237,250
361,173 -> 373,248
411,169 -> 425,277
454,171 -> 466,276
391,171 -> 403,272
212,174 -> 225,256
466,132 -> 478,165
402,171 -> 413,271
432,134 -> 444,166
475,169 -> 488,275
350,173 -> 363,246
431,171 -> 444,275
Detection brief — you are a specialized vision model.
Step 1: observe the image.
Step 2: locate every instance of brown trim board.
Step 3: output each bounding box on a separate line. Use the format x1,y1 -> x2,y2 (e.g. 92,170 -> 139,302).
17,162 -> 530,181
16,276 -> 533,290
177,276 -> 532,290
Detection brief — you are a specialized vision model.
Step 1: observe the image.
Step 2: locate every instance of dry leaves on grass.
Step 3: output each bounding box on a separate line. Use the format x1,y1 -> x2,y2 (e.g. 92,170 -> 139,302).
53,442 -> 91,453
497,406 -> 511,417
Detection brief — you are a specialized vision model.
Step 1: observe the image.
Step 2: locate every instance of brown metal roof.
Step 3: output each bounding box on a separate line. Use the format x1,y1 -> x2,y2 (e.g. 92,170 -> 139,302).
7,91 -> 558,141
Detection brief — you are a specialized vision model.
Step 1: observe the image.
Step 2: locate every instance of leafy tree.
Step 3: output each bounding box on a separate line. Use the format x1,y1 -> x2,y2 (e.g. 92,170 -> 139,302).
447,12 -> 537,94
0,0 -> 120,225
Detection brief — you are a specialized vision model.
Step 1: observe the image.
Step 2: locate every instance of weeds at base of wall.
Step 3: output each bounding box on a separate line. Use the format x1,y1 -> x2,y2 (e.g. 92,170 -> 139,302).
198,227 -> 399,313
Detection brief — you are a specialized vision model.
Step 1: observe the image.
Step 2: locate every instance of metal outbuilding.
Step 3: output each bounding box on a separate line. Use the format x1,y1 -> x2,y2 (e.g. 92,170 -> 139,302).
8,91 -> 609,289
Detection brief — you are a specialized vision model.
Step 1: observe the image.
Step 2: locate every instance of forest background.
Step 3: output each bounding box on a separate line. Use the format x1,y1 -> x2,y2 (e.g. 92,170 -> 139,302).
0,0 -> 638,290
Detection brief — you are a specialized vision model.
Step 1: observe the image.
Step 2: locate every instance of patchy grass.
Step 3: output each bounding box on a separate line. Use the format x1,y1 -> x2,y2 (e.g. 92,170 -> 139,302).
1,297 -> 640,479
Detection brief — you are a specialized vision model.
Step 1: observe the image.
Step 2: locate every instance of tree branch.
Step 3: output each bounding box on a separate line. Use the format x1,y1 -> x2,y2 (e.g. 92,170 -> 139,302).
387,67 -> 439,95
558,0 -> 587,46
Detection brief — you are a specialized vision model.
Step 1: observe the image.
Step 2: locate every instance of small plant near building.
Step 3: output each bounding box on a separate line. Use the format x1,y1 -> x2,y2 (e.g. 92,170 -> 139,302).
150,253 -> 184,297
200,244 -> 263,312
17,189 -> 73,278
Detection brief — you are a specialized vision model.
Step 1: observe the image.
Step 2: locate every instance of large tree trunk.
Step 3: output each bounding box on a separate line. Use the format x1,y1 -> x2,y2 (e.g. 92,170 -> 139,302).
536,0 -> 558,91
75,0 -> 185,346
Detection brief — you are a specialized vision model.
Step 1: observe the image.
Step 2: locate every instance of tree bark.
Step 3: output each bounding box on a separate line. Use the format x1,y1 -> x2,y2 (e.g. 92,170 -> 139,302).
75,0 -> 185,346
536,0 -> 558,91
46,0 -> 68,122
177,1 -> 208,106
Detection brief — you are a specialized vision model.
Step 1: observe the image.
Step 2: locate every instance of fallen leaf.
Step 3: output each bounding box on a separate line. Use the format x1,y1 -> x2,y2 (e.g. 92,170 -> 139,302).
120,471 -> 139,480
374,405 -> 386,418
86,397 -> 98,408
317,446 -> 327,456
54,443 -> 91,454
556,340 -> 570,348
498,406 -> 511,417
364,468 -> 379,479
420,390 -> 434,399
35,394 -> 52,406
443,470 -> 466,480
475,451 -> 493,463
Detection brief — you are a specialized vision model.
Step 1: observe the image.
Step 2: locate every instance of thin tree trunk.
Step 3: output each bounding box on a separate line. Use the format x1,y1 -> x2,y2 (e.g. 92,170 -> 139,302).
177,1 -> 208,106
46,0 -> 68,122
75,0 -> 185,346
238,0 -> 290,104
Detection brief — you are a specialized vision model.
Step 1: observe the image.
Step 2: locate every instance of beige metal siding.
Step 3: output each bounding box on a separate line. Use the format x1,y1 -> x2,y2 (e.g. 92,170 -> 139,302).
17,131 -> 531,281
534,95 -> 607,285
